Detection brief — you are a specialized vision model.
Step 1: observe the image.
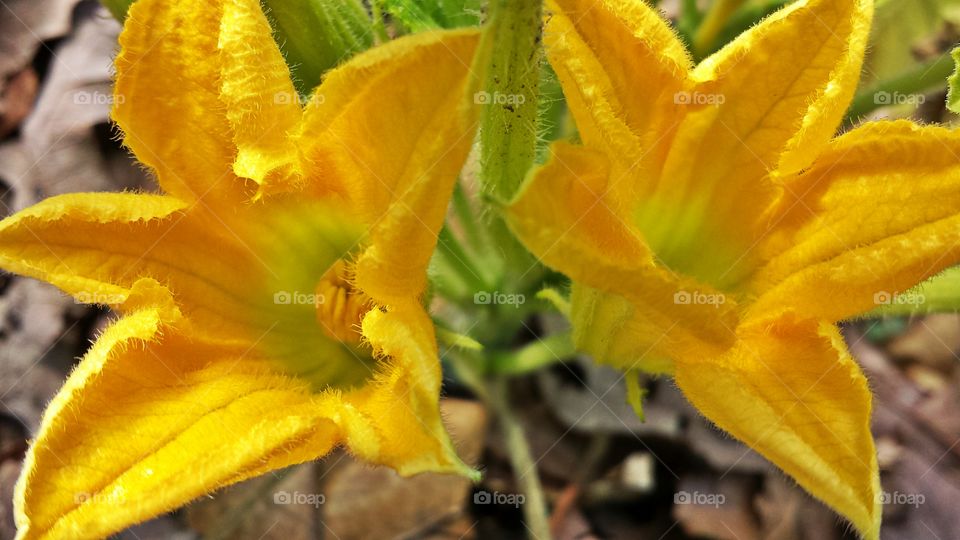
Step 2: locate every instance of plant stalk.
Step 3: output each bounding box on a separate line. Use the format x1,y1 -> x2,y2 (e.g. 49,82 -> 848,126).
488,377 -> 552,540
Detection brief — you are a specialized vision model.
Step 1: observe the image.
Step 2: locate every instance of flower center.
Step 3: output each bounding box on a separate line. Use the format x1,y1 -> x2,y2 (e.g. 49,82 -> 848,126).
314,259 -> 372,344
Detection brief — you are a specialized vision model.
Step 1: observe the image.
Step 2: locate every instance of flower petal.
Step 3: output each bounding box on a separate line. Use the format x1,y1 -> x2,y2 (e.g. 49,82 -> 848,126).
298,29 -> 481,303
644,0 -> 873,285
13,309 -> 340,540
114,0 -> 304,203
510,144 -> 738,366
349,302 -> 477,478
113,0 -> 242,203
544,0 -> 692,180
0,193 -> 364,346
0,192 -> 190,303
748,121 -> 960,322
219,0 -> 304,191
674,316 -> 880,540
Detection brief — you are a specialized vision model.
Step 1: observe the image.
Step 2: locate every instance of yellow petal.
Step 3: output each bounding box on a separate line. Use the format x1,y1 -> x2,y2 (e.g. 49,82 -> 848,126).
14,310 -> 339,540
349,302 -> 477,478
749,121 -> 960,322
115,0 -> 305,202
113,0 -> 247,204
15,299 -> 474,538
544,0 -> 692,180
0,192 -> 190,304
298,29 -> 481,303
674,316 -> 880,539
510,144 -> 737,367
0,192 -> 367,350
219,0 -> 304,191
642,0 -> 873,286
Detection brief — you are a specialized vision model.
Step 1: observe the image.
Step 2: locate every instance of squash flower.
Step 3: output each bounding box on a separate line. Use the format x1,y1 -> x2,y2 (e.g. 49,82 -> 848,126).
509,0 -> 960,537
0,0 -> 480,538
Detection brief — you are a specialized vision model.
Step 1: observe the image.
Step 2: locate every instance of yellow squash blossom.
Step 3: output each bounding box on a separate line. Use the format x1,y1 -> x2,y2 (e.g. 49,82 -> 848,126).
509,0 -> 960,537
0,0 -> 480,538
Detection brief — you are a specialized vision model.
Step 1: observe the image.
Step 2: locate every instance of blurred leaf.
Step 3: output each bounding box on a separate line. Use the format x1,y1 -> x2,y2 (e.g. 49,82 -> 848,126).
263,0 -> 374,96
624,370 -> 647,422
381,0 -> 482,32
863,0 -> 960,85
436,327 -> 483,351
711,0 -> 790,53
947,46 -> 960,113
535,287 -> 570,317
848,52 -> 954,119
488,331 -> 573,376
101,0 -> 134,20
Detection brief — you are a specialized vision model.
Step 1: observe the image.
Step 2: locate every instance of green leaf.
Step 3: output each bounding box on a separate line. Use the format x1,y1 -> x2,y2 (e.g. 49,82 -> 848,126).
864,0 -> 960,86
488,332 -> 574,376
262,0 -> 374,96
436,327 -> 484,351
100,0 -> 135,20
381,0 -> 482,32
947,47 -> 960,113
535,287 -> 570,317
624,370 -> 647,422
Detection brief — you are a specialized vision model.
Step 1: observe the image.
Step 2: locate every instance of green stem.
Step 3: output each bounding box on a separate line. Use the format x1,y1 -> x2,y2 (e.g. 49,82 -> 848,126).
479,0 -> 543,203
846,52 -> 954,120
452,181 -> 494,261
692,0 -> 746,59
488,378 -> 552,540
369,0 -> 390,43
488,331 -> 574,376
436,226 -> 491,294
